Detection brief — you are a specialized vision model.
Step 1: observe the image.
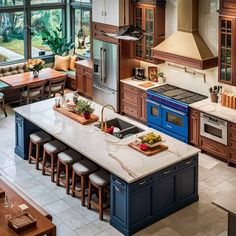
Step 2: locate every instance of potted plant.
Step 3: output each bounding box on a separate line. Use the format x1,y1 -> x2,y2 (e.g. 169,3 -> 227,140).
26,59 -> 45,77
156,71 -> 165,83
77,100 -> 94,119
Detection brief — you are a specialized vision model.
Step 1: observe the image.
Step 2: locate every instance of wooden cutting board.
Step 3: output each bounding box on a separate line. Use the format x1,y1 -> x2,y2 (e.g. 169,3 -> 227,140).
139,82 -> 155,88
53,106 -> 99,125
129,143 -> 168,156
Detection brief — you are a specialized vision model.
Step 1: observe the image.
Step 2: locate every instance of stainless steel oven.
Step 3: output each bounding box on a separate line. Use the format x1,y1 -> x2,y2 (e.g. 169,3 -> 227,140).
200,113 -> 228,145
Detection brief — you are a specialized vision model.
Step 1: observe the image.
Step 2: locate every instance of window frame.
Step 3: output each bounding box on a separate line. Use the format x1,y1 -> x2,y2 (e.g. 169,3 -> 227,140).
70,0 -> 92,59
0,0 -> 67,66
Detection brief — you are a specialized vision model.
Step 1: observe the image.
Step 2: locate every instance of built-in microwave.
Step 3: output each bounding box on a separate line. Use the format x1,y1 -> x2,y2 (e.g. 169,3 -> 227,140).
200,113 -> 228,145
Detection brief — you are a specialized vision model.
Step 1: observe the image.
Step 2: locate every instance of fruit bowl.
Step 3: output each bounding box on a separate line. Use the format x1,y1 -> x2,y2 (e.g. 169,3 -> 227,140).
138,133 -> 165,148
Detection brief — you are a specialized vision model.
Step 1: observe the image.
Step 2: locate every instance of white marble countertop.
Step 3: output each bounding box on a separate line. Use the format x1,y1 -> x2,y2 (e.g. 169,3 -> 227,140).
121,77 -> 164,91
14,94 -> 200,183
190,98 -> 236,123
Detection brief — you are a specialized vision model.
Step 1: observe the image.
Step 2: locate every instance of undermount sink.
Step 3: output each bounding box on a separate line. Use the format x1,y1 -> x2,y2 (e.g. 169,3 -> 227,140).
95,118 -> 144,139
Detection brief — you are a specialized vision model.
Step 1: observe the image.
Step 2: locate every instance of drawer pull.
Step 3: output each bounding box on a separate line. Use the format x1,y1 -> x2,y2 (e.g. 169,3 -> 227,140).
115,187 -> 120,192
164,170 -> 170,175
139,181 -> 146,185
186,161 -> 192,165
115,180 -> 122,185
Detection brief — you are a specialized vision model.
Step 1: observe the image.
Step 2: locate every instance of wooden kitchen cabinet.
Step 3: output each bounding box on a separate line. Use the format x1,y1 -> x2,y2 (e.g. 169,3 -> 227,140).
219,1 -> 236,86
92,0 -> 129,26
189,108 -> 200,147
120,83 -> 147,123
75,60 -> 93,98
228,122 -> 236,165
133,2 -> 165,62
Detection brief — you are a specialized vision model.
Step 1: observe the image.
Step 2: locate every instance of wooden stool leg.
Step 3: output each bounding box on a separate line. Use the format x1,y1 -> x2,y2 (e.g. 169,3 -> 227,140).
81,175 -> 85,206
87,181 -> 92,209
51,154 -> 55,182
28,140 -> 33,164
42,150 -> 47,175
35,144 -> 40,170
65,164 -> 69,195
56,159 -> 60,186
99,188 -> 103,220
71,171 -> 76,197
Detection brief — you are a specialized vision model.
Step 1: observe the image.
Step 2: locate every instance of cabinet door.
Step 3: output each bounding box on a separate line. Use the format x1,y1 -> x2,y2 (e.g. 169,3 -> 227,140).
76,69 -> 84,94
139,92 -> 147,123
189,109 -> 200,146
92,0 -> 105,24
129,183 -> 155,228
218,17 -> 236,85
105,0 -> 120,26
84,71 -> 93,98
111,183 -> 127,228
156,168 -> 177,215
178,163 -> 198,202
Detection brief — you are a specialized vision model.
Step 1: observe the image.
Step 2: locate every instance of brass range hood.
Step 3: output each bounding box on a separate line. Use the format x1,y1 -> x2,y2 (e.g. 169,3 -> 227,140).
152,0 -> 218,70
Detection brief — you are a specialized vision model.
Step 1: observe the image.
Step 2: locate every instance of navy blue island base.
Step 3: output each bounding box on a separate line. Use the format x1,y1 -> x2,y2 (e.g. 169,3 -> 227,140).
15,113 -> 199,236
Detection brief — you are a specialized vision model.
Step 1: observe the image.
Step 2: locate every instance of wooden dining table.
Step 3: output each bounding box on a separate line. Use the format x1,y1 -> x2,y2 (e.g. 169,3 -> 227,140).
0,176 -> 56,236
0,68 -> 66,89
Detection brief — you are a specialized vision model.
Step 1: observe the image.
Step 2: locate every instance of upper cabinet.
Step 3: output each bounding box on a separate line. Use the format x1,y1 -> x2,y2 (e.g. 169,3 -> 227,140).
133,2 -> 165,63
219,0 -> 236,86
92,0 -> 129,26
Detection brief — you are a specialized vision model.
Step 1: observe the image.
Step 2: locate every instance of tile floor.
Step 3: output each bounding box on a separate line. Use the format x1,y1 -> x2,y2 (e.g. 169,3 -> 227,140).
0,107 -> 235,236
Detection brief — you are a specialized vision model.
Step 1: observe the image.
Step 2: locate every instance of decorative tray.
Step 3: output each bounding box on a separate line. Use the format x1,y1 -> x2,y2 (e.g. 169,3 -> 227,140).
129,143 -> 168,156
53,105 -> 99,125
0,187 -> 5,198
8,213 -> 37,232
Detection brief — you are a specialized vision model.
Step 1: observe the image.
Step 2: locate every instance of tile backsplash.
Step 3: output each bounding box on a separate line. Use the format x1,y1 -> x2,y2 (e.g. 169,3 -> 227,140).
141,0 -> 236,97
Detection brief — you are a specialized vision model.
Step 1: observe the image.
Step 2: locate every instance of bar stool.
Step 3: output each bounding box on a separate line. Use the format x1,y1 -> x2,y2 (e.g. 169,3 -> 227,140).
42,140 -> 66,182
28,131 -> 51,170
87,170 -> 110,220
71,159 -> 97,206
56,149 -> 82,195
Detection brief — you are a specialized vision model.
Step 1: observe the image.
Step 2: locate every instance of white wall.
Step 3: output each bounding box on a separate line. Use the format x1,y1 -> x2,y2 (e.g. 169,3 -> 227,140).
140,0 -> 236,96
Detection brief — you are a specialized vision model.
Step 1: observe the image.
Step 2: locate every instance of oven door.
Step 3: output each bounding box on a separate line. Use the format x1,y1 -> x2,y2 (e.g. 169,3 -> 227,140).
147,99 -> 162,127
162,105 -> 188,138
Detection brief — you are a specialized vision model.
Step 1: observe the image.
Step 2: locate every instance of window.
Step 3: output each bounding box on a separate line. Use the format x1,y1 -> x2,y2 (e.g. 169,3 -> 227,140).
0,1 -> 66,65
31,9 -> 63,58
0,11 -> 24,63
71,0 -> 92,58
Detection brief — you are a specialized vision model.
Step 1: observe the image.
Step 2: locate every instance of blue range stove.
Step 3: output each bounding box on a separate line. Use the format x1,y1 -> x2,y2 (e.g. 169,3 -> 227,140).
147,84 -> 207,143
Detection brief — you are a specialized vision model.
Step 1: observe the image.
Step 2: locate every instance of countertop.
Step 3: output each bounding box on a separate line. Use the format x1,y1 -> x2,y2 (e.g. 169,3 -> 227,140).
75,59 -> 93,70
190,98 -> 236,123
121,77 -> 164,91
14,94 -> 200,183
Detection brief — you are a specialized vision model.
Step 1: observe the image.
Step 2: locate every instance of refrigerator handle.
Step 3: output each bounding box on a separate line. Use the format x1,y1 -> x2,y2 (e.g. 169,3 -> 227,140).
102,48 -> 106,84
100,47 -> 103,84
93,84 -> 115,95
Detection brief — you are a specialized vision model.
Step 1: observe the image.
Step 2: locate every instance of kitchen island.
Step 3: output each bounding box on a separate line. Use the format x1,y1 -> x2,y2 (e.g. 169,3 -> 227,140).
14,94 -> 200,236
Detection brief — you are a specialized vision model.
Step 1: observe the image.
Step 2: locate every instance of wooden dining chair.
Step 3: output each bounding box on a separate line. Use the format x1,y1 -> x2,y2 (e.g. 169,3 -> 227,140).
0,92 -> 7,118
44,77 -> 67,98
20,81 -> 45,105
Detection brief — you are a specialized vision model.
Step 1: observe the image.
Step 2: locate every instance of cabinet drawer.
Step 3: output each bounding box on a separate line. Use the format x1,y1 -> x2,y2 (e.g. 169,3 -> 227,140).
122,90 -> 139,106
178,156 -> 197,170
157,165 -> 177,178
229,130 -> 236,142
229,149 -> 236,164
130,175 -> 154,191
121,83 -> 140,93
111,175 -> 127,190
200,137 -> 227,159
122,102 -> 139,117
229,122 -> 236,130
76,68 -> 85,74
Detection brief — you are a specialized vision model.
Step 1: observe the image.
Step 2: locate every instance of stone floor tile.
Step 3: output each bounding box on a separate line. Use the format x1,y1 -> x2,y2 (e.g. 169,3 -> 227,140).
75,223 -> 101,236
56,223 -> 78,236
45,199 -> 71,215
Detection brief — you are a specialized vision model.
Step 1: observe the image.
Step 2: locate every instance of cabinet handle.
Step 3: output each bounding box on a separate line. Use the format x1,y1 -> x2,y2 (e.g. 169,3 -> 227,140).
104,11 -> 107,16
186,160 -> 192,165
139,181 -> 146,185
102,11 -> 104,16
164,170 -> 170,175
115,180 -> 122,185
115,187 -> 120,192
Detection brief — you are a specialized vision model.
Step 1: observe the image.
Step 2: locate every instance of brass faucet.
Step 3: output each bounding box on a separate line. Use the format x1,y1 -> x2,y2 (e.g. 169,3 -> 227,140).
101,104 -> 117,131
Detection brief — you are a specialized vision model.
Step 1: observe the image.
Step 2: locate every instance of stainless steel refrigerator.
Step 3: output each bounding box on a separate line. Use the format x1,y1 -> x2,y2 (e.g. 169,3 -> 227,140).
93,39 -> 119,111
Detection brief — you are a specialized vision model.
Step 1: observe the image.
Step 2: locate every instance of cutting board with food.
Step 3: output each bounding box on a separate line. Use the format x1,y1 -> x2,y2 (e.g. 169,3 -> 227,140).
129,133 -> 168,156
